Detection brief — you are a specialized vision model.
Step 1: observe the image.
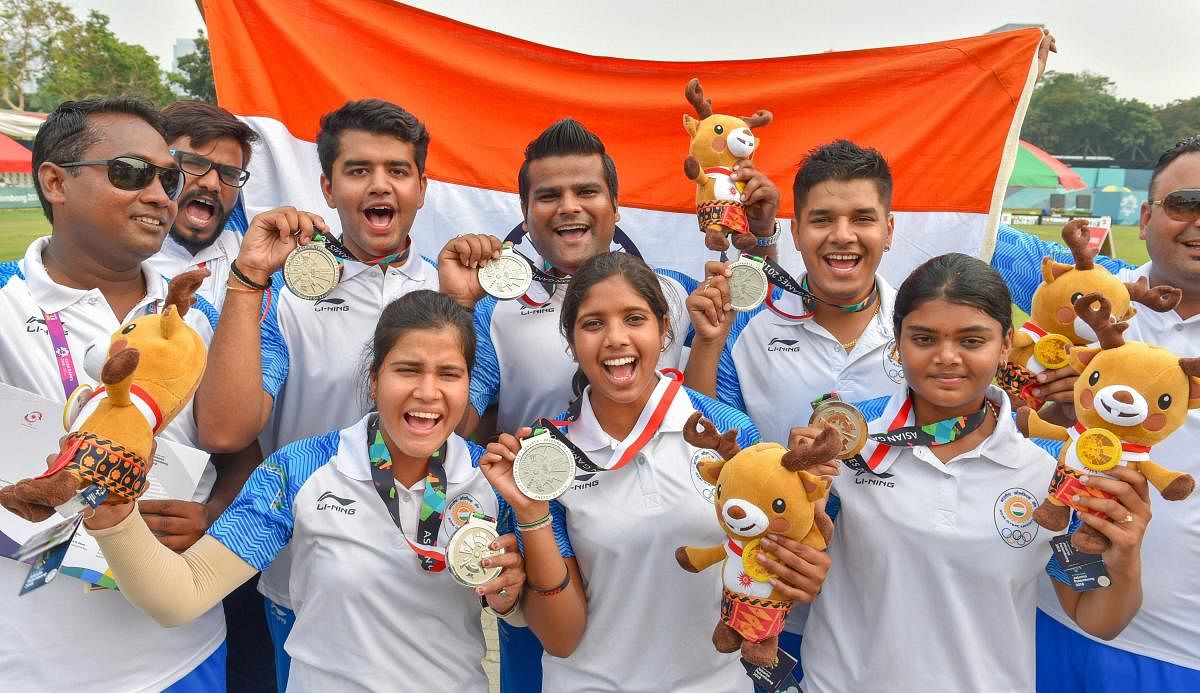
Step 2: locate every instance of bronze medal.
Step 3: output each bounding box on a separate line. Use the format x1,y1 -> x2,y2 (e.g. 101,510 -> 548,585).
809,397 -> 868,459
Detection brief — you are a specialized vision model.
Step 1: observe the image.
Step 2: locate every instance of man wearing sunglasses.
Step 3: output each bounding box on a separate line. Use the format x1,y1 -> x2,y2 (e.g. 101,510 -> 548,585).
145,100 -> 259,312
992,136 -> 1200,690
0,98 -> 227,691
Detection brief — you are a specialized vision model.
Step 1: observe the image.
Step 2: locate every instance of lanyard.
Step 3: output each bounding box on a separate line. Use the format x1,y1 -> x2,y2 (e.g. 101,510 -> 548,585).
540,369 -> 684,472
317,232 -> 410,268
857,394 -> 996,471
42,302 -> 158,399
366,414 -> 448,572
759,259 -> 877,320
504,243 -> 571,308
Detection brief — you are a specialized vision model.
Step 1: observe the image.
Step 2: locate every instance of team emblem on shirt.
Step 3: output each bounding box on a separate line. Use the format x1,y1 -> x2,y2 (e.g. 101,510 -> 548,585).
446,493 -> 485,529
690,449 -> 719,503
994,487 -> 1039,548
882,338 -> 904,383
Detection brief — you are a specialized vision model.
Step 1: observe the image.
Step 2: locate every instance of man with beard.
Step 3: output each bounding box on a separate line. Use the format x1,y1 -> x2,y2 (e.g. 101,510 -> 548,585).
146,101 -> 257,310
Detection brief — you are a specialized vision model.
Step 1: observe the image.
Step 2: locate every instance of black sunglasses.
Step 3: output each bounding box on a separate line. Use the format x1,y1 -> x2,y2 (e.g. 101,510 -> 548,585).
1150,188 -> 1200,223
171,149 -> 251,188
59,156 -> 184,200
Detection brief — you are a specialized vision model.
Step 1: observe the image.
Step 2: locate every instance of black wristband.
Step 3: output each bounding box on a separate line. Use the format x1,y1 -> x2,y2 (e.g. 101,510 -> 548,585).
230,260 -> 271,291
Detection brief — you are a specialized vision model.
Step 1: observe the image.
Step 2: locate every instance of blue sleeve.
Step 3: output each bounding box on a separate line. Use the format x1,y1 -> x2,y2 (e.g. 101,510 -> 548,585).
227,197 -> 248,234
469,297 -> 501,417
495,494 -> 575,559
852,395 -> 891,422
191,293 -> 220,331
260,272 -> 289,399
991,225 -> 1136,313
206,431 -> 337,571
826,492 -> 841,524
655,268 -> 699,347
687,387 -> 761,446
715,296 -> 768,413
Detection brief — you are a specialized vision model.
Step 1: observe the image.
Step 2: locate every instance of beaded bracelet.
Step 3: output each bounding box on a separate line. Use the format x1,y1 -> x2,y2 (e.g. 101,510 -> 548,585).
517,512 -> 552,533
230,260 -> 270,291
527,564 -> 570,597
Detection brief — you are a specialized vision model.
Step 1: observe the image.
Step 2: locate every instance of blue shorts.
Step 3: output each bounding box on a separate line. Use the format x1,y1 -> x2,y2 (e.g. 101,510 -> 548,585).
265,598 -> 297,692
163,641 -> 227,693
1037,609 -> 1200,691
499,621 -> 543,692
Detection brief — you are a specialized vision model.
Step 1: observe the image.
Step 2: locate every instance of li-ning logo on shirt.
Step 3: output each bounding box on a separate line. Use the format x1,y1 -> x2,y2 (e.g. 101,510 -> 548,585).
766,337 -> 802,353
519,304 -> 556,317
316,490 -> 357,514
313,297 -> 350,313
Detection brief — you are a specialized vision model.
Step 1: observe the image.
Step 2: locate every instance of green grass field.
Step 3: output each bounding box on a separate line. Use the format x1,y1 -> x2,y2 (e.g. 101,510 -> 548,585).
0,208 -> 49,261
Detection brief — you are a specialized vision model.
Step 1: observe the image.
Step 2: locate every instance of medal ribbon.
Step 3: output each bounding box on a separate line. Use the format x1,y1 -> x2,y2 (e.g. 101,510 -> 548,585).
366,414 -> 448,572
317,232 -> 410,268
43,302 -> 158,399
758,258 -> 877,319
857,395 -> 996,470
499,242 -> 571,308
540,369 -> 683,473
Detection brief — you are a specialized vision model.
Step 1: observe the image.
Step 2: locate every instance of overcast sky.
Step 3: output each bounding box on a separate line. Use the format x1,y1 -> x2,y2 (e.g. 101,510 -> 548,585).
73,0 -> 1198,106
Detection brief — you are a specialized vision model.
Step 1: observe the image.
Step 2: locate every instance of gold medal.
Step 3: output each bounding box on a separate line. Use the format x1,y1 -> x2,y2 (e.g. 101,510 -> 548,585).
809,397 -> 868,459
741,538 -> 775,582
283,242 -> 341,301
1034,333 -> 1072,369
1075,428 -> 1122,472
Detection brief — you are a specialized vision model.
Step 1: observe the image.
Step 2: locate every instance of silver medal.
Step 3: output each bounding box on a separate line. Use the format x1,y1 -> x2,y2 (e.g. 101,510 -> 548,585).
283,242 -> 341,301
445,515 -> 503,588
513,431 -> 575,501
727,256 -> 769,312
477,247 -> 534,300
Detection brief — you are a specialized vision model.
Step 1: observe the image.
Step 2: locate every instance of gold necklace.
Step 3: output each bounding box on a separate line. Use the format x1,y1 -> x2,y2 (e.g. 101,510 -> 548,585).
840,302 -> 880,352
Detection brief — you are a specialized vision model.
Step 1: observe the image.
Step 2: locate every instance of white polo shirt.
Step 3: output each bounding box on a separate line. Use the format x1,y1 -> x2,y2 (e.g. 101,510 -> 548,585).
145,227 -> 242,312
471,267 -> 696,435
256,242 -> 438,606
717,276 -> 900,446
1037,262 -> 1200,671
541,378 -> 758,693
208,416 -> 495,692
0,237 -> 225,691
800,385 -> 1058,693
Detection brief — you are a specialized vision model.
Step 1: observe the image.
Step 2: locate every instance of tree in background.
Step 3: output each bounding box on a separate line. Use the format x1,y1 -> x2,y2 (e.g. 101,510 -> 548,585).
1153,97 -> 1200,156
1023,71 -> 1162,164
0,0 -> 75,111
34,10 -> 174,108
169,30 -> 215,103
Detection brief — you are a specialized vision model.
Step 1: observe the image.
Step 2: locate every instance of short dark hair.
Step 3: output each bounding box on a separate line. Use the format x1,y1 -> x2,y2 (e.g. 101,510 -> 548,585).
792,139 -> 893,214
560,251 -> 670,396
162,100 -> 258,166
316,99 -> 430,178
32,97 -> 166,223
892,252 -> 1013,338
1149,135 -> 1200,198
518,118 -> 618,209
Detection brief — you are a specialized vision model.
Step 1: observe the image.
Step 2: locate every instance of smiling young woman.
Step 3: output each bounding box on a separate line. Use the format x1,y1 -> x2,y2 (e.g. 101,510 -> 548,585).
799,254 -> 1151,693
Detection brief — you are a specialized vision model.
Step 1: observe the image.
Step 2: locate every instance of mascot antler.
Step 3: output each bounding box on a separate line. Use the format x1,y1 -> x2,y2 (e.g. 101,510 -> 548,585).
1075,292 -> 1128,349
1180,357 -> 1200,380
1125,276 -> 1182,313
684,78 -> 713,119
1061,218 -> 1097,271
780,425 -> 842,472
683,411 -> 741,460
740,110 -> 773,129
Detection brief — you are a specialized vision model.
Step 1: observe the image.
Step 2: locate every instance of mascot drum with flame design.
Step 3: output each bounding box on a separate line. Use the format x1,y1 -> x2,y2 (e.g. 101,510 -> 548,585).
1018,293 -> 1198,553
675,412 -> 838,666
0,269 -> 210,521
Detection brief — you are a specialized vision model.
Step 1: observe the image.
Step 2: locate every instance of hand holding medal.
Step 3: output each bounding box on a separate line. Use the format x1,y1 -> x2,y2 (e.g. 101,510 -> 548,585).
437,233 -> 505,308
232,206 -> 330,292
476,242 -> 572,303
686,260 -> 735,344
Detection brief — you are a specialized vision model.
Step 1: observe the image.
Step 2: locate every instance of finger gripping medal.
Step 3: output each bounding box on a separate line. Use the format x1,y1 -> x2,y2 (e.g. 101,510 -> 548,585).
446,515 -> 503,588
809,394 -> 868,459
477,243 -> 534,300
283,239 -> 341,301
727,255 -> 769,312
741,538 -> 775,582
513,429 -> 576,501
1034,333 -> 1072,370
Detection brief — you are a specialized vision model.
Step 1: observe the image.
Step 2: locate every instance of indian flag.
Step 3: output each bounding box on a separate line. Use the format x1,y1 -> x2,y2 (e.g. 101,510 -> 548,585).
202,0 -> 1043,281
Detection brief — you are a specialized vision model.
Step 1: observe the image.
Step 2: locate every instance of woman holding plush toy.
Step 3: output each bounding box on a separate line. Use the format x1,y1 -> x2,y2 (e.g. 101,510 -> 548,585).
80,290 -> 579,692
798,253 -> 1149,693
482,251 -> 831,692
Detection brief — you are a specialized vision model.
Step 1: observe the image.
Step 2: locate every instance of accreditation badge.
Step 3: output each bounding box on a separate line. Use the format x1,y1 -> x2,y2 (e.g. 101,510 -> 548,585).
477,244 -> 535,300
727,255 -> 769,312
446,514 -> 502,588
283,241 -> 341,300
513,430 -> 576,501
809,394 -> 868,459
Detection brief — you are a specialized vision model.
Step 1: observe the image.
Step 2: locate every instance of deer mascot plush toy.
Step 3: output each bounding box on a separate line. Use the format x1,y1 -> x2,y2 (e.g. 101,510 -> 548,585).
1018,293 -> 1198,553
0,269 -> 209,521
999,218 -> 1180,407
675,412 -> 839,665
683,78 -> 772,253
